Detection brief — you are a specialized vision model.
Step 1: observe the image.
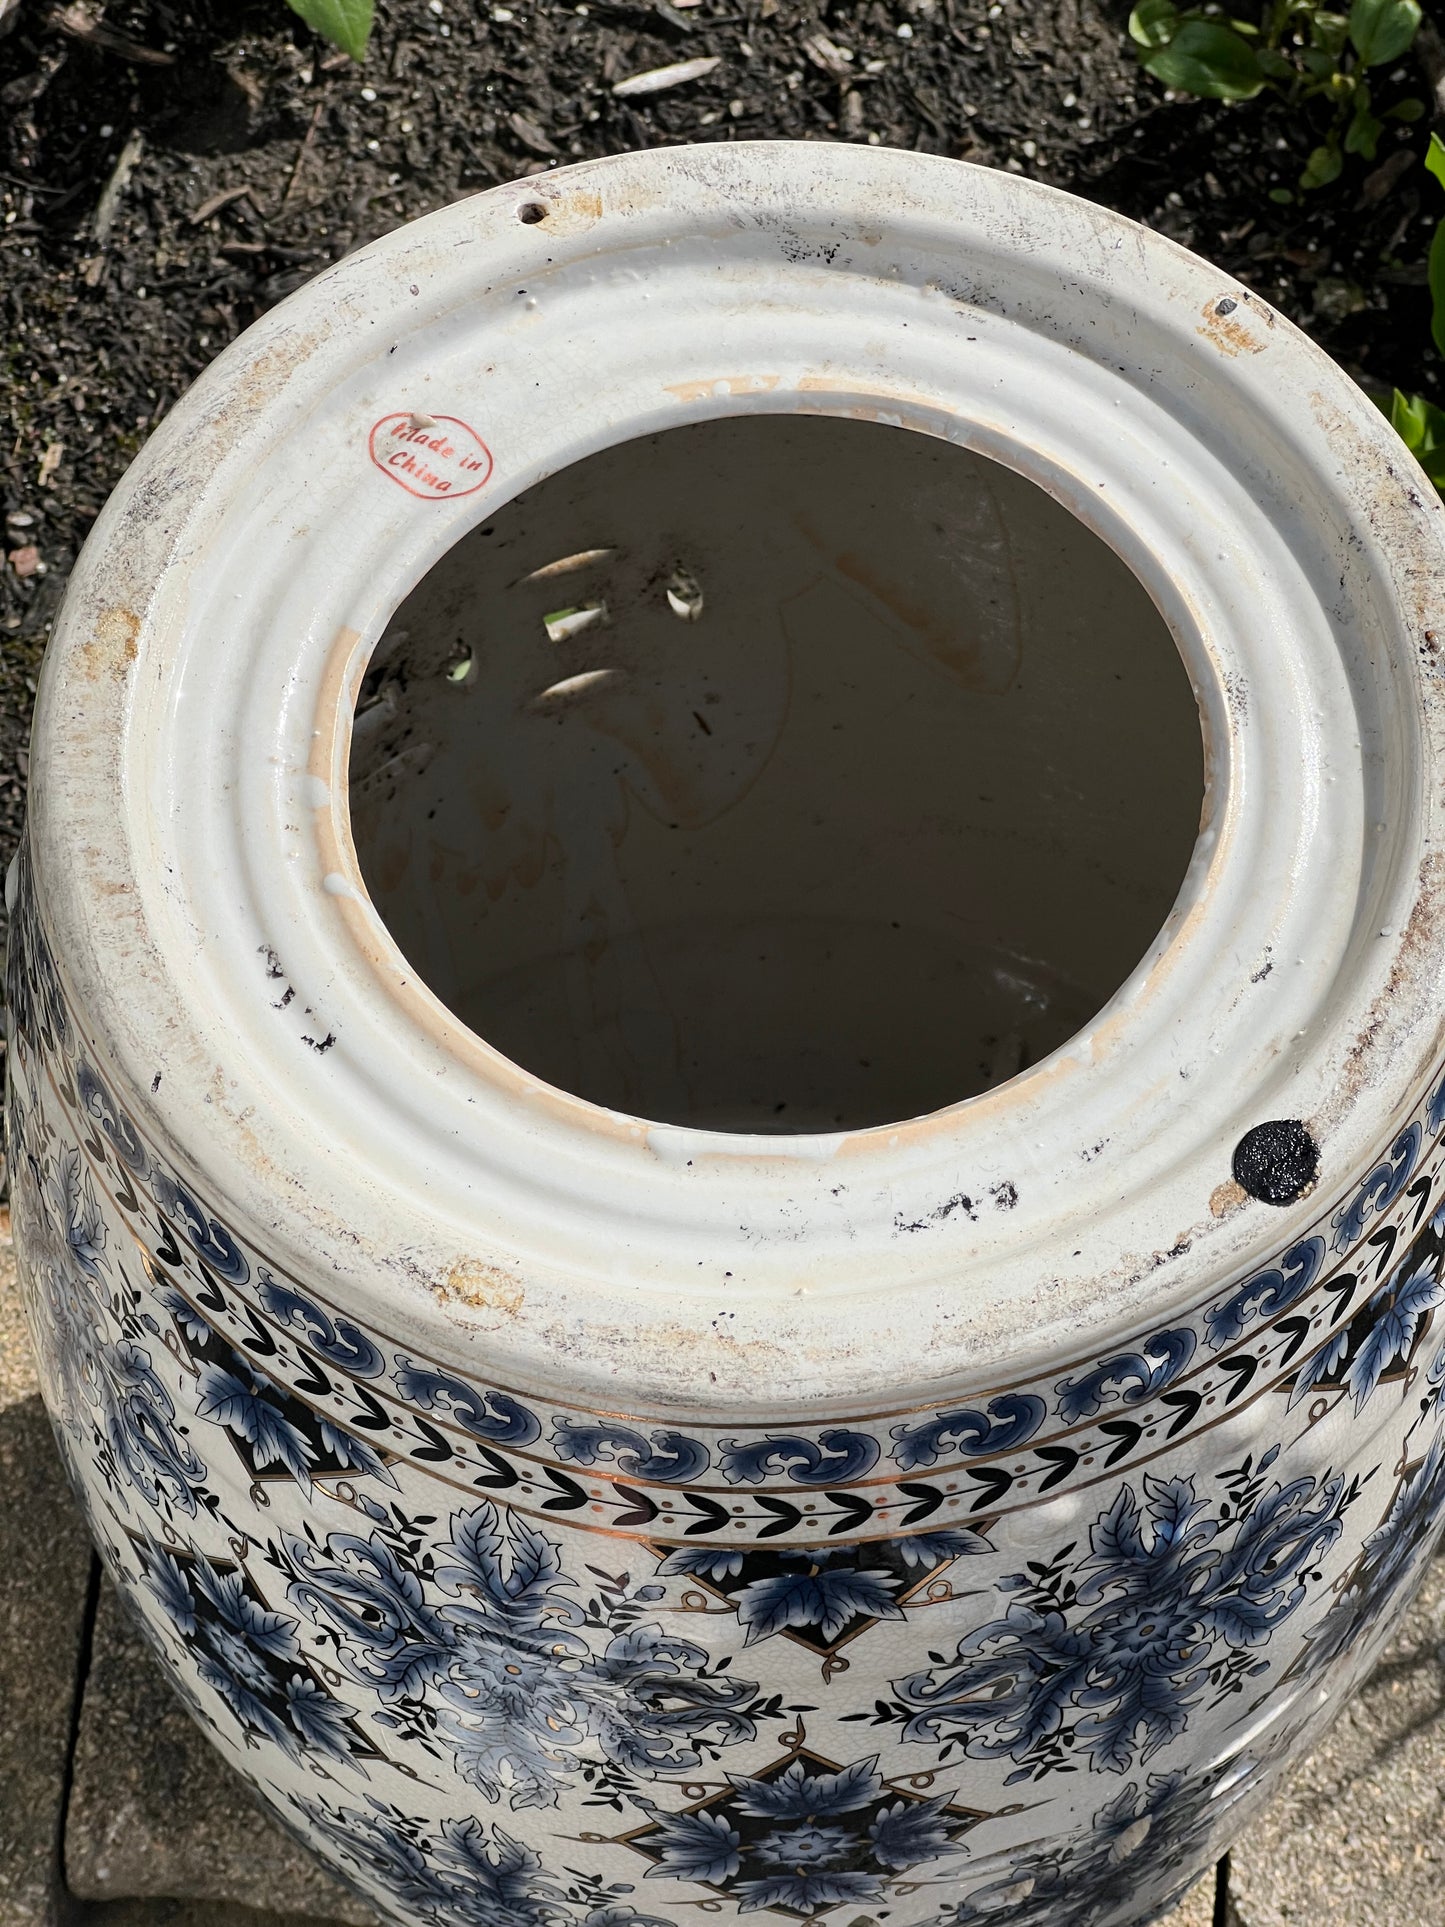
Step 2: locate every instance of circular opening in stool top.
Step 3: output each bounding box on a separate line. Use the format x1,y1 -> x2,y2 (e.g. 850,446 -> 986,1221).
27,143 -> 1445,1415
348,412 -> 1205,1135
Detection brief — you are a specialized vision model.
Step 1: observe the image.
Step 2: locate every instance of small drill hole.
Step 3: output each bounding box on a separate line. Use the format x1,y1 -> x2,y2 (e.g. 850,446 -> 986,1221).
521,548 -> 614,585
543,603 -> 609,644
665,567 -> 705,622
517,201 -> 549,225
535,667 -> 620,705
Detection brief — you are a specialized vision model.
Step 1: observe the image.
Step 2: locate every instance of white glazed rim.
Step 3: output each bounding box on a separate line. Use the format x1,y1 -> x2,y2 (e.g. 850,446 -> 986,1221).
28,143 -> 1445,1415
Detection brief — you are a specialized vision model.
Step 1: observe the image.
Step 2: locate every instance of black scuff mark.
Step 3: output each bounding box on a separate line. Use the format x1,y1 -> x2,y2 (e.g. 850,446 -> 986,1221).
1150,1236 -> 1193,1269
895,1192 -> 977,1233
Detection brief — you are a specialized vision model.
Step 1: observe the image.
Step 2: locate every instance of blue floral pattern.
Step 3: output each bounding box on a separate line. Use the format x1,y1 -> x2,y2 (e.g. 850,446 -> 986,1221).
290,1792 -> 681,1927
859,1452 -> 1354,1781
9,822 -> 1445,1927
140,1536 -> 379,1768
624,1744 -> 982,1918
282,1500 -> 781,1808
658,1529 -> 991,1659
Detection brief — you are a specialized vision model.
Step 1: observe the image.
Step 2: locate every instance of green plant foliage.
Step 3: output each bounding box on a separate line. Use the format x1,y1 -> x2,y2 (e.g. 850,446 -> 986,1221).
1128,0 -> 1423,189
1386,390 -> 1445,487
1136,14 -> 1267,94
1382,137 -> 1445,499
287,0 -> 372,60
1348,0 -> 1423,67
1426,132 -> 1445,360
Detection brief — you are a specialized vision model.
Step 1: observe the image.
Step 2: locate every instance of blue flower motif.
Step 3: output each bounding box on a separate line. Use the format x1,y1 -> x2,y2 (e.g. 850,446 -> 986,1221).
158,1287 -> 213,1348
655,1546 -> 745,1583
291,1792 -> 682,1927
196,1365 -> 316,1487
1346,1261 -> 1445,1410
316,1417 -> 395,1483
734,1565 -> 903,1646
138,1547 -> 374,1771
142,1543 -> 197,1637
752,1822 -> 852,1867
730,1755 -> 883,1818
886,1527 -> 993,1568
635,1750 -> 965,1920
891,1466 -> 1351,1779
283,1675 -> 359,1763
868,1794 -> 960,1870
48,1144 -> 107,1279
287,1502 -> 762,1808
643,1810 -> 742,1885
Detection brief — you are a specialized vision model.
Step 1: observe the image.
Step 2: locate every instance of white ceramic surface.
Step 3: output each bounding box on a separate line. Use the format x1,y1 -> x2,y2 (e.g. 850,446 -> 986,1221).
9,144 -> 1445,1927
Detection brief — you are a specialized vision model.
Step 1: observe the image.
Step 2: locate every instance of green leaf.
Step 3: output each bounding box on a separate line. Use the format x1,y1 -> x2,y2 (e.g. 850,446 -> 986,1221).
1345,105 -> 1383,154
1130,0 -> 1180,47
1268,185 -> 1296,201
286,0 -> 372,60
1348,0 -> 1421,65
1141,18 -> 1267,96
1390,389 -> 1431,450
1309,8 -> 1350,52
1426,129 -> 1445,191
1385,96 -> 1426,119
1299,45 -> 1339,77
1387,389 -> 1445,493
1428,218 -> 1445,358
1257,45 -> 1295,75
1300,141 -> 1345,186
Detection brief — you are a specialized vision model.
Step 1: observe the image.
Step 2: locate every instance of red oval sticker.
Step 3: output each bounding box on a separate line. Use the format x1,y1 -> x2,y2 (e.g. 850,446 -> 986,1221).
368,413 -> 494,500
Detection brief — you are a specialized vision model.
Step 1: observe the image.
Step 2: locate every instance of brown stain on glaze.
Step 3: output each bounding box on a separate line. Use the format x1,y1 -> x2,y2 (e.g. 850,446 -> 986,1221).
1196,298 -> 1266,359
530,188 -> 603,237
1330,850 -> 1445,1125
795,374 -> 945,415
434,1258 -> 525,1318
78,607 -> 140,678
1210,1179 -> 1248,1219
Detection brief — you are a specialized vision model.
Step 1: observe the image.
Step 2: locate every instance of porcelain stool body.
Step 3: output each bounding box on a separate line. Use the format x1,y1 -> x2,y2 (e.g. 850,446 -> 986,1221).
10,144 -> 1445,1927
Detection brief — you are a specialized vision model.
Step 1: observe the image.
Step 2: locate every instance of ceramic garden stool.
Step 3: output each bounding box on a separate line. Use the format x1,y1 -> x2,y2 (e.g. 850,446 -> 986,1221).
9,143 -> 1445,1927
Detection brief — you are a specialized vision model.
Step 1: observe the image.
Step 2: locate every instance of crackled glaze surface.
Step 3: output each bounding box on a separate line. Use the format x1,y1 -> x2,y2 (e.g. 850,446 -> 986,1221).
12,835 -> 1445,1927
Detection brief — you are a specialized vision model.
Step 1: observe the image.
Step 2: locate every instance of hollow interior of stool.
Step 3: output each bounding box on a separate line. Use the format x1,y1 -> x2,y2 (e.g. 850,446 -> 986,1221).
349,414 -> 1203,1132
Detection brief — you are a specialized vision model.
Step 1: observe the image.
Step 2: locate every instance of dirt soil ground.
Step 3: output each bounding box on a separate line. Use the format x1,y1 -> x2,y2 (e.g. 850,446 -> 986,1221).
2,0 -> 1442,927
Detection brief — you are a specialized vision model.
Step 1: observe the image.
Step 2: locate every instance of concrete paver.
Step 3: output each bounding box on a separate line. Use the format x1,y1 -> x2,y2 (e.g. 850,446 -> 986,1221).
0,1224 -> 95,1927
1161,1871 -> 1219,1925
65,1905 -> 362,1925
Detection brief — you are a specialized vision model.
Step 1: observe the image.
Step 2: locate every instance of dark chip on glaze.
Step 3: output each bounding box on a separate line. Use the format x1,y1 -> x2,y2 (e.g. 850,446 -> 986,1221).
1232,1119 -> 1319,1207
